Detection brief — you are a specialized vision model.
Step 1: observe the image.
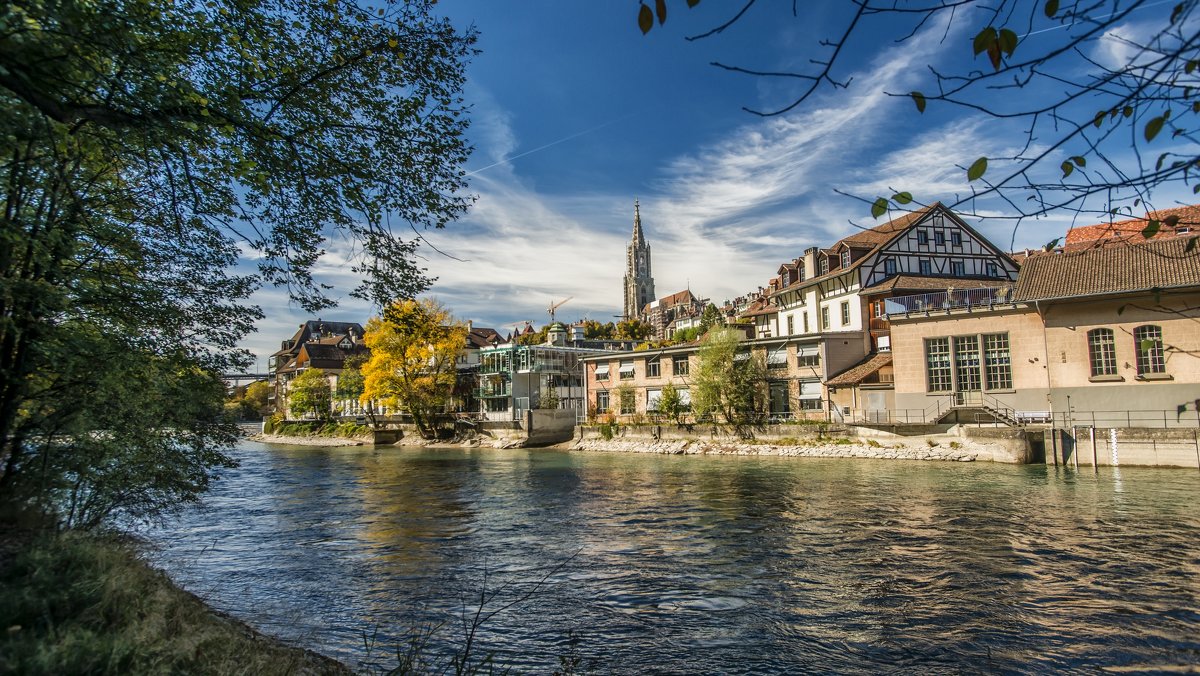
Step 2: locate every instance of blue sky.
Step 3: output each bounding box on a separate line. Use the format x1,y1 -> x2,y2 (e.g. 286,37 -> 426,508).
241,1 -> 1195,365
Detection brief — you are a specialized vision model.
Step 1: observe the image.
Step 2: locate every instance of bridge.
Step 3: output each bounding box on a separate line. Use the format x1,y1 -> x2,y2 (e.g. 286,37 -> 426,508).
221,372 -> 271,388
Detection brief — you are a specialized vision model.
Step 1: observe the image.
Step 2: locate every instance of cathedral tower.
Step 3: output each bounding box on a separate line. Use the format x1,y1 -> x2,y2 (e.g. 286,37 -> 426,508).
623,200 -> 656,321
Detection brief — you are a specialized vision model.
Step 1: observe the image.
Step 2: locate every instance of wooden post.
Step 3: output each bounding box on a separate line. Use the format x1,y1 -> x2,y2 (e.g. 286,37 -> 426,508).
1090,426 -> 1098,470
1051,428 -> 1059,467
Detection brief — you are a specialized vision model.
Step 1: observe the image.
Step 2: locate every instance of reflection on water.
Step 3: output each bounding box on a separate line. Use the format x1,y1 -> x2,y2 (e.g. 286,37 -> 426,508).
147,443 -> 1200,673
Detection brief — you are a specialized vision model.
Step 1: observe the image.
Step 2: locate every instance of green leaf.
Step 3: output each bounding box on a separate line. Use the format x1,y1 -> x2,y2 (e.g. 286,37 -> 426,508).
1071,156 -> 1086,167
987,42 -> 1002,70
973,27 -> 997,56
892,191 -> 913,205
911,91 -> 926,113
1123,105 -> 1134,118
1142,219 -> 1161,239
655,0 -> 667,25
998,29 -> 1018,56
871,197 -> 888,219
1194,102 -> 1200,113
1043,237 -> 1062,251
638,3 -> 653,34
1093,110 -> 1106,128
1061,161 -> 1073,177
1044,0 -> 1059,17
967,156 -> 988,181
1144,115 -> 1165,142
1157,153 -> 1169,171
1177,404 -> 1189,419
1186,60 -> 1198,75
1186,236 -> 1198,253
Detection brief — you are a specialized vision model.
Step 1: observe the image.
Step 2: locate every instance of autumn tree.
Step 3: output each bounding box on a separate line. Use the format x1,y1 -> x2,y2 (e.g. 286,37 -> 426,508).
615,319 -> 654,340
645,1 -> 1200,234
0,0 -> 475,525
692,328 -> 767,429
288,368 -> 334,421
361,299 -> 467,439
658,382 -> 688,424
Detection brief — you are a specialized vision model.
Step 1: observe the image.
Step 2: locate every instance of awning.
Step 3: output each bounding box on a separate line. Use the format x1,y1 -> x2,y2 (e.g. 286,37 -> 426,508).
799,380 -> 822,399
594,364 -> 610,376
796,345 -> 820,358
767,347 -> 788,365
618,361 -> 635,374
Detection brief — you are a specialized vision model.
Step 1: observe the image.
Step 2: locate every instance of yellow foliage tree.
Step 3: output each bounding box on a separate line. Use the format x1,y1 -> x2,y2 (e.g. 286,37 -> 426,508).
360,299 -> 467,439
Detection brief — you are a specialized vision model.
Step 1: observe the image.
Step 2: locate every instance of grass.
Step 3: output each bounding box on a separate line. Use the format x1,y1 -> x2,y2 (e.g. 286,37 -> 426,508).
0,528 -> 350,675
264,420 -> 372,439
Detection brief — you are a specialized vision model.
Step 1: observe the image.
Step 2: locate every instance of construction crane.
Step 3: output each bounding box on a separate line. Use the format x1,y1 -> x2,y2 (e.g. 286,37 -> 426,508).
547,296 -> 572,322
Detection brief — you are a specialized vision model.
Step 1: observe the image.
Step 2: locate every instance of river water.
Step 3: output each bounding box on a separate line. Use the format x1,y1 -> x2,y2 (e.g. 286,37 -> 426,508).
146,441 -> 1200,673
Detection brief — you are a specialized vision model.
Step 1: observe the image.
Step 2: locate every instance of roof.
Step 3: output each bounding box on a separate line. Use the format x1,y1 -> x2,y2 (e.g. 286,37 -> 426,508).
466,327 -> 502,349
1065,204 -> 1200,251
860,275 -> 1008,294
826,353 -> 893,387
771,204 -> 938,296
1013,237 -> 1200,302
738,296 -> 779,318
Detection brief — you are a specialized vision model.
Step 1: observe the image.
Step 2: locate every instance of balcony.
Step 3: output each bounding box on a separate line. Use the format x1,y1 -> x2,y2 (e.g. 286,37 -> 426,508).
884,286 -> 1014,316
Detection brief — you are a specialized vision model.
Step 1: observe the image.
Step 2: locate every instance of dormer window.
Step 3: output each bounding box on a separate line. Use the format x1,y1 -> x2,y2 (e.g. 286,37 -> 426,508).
819,257 -> 829,275
840,250 -> 851,268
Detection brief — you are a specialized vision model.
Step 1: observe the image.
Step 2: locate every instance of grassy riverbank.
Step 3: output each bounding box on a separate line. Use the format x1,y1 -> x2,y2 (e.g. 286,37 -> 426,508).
0,528 -> 351,675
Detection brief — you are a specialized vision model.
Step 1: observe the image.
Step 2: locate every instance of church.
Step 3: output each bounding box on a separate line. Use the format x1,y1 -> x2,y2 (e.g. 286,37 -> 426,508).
622,200 -> 655,321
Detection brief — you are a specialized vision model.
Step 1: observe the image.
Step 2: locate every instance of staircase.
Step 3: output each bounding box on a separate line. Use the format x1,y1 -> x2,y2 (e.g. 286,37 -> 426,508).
933,392 -> 1022,426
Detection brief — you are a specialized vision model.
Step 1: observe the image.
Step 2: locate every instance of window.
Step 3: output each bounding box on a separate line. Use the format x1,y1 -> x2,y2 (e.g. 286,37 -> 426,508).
951,261 -> 965,276
594,363 -> 610,381
954,336 -> 981,391
919,259 -> 932,275
796,346 -> 820,367
884,258 -> 897,275
646,389 -> 662,412
799,398 -> 823,411
786,316 -> 794,335
821,306 -> 830,330
596,391 -> 610,413
767,346 -> 788,370
917,230 -> 929,245
926,338 -> 952,392
951,231 -> 963,246
798,380 -> 822,410
934,231 -> 946,245
819,257 -> 829,275
619,360 -> 635,380
986,262 -> 999,277
619,389 -> 635,414
673,355 -> 690,376
803,313 -> 810,333
984,333 -> 1012,390
1134,325 -> 1165,376
646,357 -> 661,378
840,301 -> 850,326
841,250 -> 851,268
1087,328 -> 1118,377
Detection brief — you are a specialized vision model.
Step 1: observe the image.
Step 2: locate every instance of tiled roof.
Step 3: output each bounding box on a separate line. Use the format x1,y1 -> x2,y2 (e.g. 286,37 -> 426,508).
1013,237 -> 1200,301
467,327 -> 502,349
1064,204 -> 1200,251
860,275 -> 1008,294
826,353 -> 893,387
738,297 -> 779,318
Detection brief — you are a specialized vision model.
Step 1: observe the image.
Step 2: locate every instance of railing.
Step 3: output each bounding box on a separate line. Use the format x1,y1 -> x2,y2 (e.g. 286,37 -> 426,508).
1055,410 -> 1200,429
884,286 -> 1014,315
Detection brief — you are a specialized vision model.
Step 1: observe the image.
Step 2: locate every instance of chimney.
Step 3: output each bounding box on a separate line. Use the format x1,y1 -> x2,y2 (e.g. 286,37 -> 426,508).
803,247 -> 818,280
467,319 -> 473,334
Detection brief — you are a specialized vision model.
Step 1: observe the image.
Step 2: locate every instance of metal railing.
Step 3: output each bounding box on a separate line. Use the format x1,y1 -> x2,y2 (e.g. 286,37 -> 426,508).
884,286 -> 1014,315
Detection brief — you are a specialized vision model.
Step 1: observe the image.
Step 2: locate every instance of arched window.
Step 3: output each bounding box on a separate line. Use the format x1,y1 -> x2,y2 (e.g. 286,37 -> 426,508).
1087,328 -> 1117,377
1133,325 -> 1165,375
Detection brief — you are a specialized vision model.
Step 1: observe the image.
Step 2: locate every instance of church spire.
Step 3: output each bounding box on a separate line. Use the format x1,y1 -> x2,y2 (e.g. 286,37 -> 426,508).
632,198 -> 644,244
623,198 -> 655,321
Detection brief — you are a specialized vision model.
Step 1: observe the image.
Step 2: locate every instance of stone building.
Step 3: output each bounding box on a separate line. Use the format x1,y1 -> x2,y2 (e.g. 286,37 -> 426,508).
623,200 -> 656,321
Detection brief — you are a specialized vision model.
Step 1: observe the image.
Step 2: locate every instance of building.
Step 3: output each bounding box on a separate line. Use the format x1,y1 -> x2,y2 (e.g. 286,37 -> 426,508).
268,320 -> 368,419
623,200 -> 656,321
641,288 -> 706,340
477,341 -> 619,422
1064,203 -> 1200,251
888,236 -> 1200,427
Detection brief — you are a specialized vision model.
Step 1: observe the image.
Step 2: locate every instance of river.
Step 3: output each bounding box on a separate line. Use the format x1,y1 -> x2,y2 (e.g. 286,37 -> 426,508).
146,441 -> 1200,673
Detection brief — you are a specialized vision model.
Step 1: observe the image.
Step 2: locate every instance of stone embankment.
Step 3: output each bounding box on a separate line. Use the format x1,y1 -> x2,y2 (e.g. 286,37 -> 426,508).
571,437 -> 981,462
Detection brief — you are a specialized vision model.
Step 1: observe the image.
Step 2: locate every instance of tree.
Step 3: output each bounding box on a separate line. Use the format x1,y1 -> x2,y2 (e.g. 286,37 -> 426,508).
658,382 -> 688,424
671,327 -> 701,343
582,320 -> 616,340
615,319 -> 654,340
0,0 -> 475,525
361,299 -> 467,438
698,303 -> 724,334
692,328 -> 766,429
243,381 -> 271,419
288,368 -> 333,421
645,1 -> 1200,235
615,384 -> 637,417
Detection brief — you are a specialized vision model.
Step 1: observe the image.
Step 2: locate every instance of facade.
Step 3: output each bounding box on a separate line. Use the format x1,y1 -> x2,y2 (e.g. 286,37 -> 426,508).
889,237 -> 1200,427
623,200 -> 656,321
642,288 -> 706,340
477,343 -> 618,422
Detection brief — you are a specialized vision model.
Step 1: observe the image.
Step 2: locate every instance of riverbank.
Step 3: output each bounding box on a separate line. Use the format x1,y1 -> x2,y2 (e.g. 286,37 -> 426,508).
0,528 -> 352,675
570,437 -> 982,461
249,433 -> 367,447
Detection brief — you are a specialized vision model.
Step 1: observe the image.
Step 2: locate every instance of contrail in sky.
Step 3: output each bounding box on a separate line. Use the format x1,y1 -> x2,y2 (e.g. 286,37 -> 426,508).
463,114 -> 635,178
